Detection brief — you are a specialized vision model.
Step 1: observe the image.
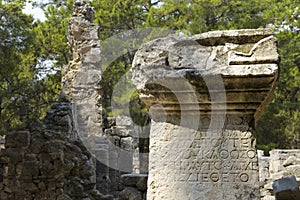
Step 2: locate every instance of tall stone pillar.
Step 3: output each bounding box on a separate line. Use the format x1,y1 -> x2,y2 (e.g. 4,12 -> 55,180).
62,1 -> 135,195
131,29 -> 279,199
61,0 -> 112,194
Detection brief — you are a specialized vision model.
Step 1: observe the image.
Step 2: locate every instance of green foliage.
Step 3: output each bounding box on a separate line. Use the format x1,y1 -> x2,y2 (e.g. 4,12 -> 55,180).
92,0 -> 154,38
255,0 -> 300,149
0,0 -> 36,133
34,0 -> 71,65
146,0 -> 271,34
0,0 -> 62,134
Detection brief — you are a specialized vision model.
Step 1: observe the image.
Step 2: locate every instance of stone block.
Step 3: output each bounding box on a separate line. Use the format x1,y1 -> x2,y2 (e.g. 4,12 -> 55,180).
271,171 -> 290,182
87,69 -> 102,85
7,163 -> 16,176
0,154 -> 9,164
22,161 -> 40,176
264,182 -> 274,190
259,155 -> 270,182
57,194 -> 73,200
6,149 -> 24,164
40,160 -> 54,175
119,187 -> 142,200
24,154 -> 38,161
22,182 -> 38,192
55,115 -> 72,126
269,150 -> 300,174
44,141 -> 64,153
38,182 -> 47,191
30,137 -> 46,154
0,191 -> 8,200
272,176 -> 300,200
14,189 -> 27,198
286,165 -> 300,179
131,29 -> 279,200
283,156 -> 300,167
5,131 -> 30,148
83,47 -> 101,63
19,175 -> 32,183
121,137 -> 133,152
262,196 -> 275,200
116,115 -> 134,127
114,127 -> 133,137
120,174 -> 148,191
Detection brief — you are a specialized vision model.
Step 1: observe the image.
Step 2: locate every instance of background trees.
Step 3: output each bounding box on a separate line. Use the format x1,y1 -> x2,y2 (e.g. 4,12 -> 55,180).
0,0 -> 299,150
0,0 -> 62,134
256,0 -> 300,150
0,0 -> 40,133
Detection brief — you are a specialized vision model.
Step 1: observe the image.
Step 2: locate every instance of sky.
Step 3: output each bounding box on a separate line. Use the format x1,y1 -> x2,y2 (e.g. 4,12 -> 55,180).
22,1 -> 46,22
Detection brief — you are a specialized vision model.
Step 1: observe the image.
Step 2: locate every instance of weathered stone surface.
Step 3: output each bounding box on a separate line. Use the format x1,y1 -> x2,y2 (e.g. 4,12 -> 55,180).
121,137 -> 134,151
262,196 -> 275,200
259,149 -> 300,200
269,150 -> 300,179
0,135 -> 5,149
5,131 -> 30,148
121,174 -> 148,191
132,29 -> 279,121
119,187 -> 143,200
273,176 -> 300,200
146,120 -> 261,200
0,2 -> 114,199
62,0 -> 149,195
116,115 -> 134,127
258,151 -> 271,182
282,156 -> 300,167
132,29 -> 279,200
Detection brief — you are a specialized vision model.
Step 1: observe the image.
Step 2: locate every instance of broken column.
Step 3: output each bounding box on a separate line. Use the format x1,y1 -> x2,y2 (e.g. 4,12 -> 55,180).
62,0 -> 136,195
131,29 -> 279,199
61,0 -> 112,194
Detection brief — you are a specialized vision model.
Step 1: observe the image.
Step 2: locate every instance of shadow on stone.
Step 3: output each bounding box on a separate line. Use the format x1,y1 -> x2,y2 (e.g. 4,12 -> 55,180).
272,176 -> 300,200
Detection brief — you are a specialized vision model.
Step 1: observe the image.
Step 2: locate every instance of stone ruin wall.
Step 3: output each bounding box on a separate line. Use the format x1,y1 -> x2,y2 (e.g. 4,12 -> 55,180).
62,1 -> 149,197
0,103 -> 113,200
259,150 -> 300,200
0,106 -> 147,200
0,1 -> 148,199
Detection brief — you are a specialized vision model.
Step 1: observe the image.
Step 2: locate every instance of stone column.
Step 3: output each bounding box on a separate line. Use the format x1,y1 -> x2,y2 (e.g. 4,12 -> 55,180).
131,29 -> 279,199
61,0 -> 112,194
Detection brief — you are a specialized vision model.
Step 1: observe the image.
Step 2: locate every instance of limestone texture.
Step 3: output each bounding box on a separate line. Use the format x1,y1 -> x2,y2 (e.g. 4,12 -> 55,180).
132,29 -> 279,200
0,103 -> 113,200
259,150 -> 300,200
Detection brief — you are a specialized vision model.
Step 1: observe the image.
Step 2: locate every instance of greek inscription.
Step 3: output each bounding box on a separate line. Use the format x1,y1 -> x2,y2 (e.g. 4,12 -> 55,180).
194,149 -> 257,160
180,160 -> 258,172
210,172 -> 219,182
177,130 -> 258,184
247,149 -> 256,159
240,173 -> 249,182
178,172 -> 251,183
190,137 -> 255,149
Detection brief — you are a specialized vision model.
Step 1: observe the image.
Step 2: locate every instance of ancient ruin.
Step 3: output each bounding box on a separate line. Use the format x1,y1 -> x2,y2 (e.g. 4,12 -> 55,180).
131,29 -> 279,199
259,150 -> 300,200
0,1 -> 300,200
